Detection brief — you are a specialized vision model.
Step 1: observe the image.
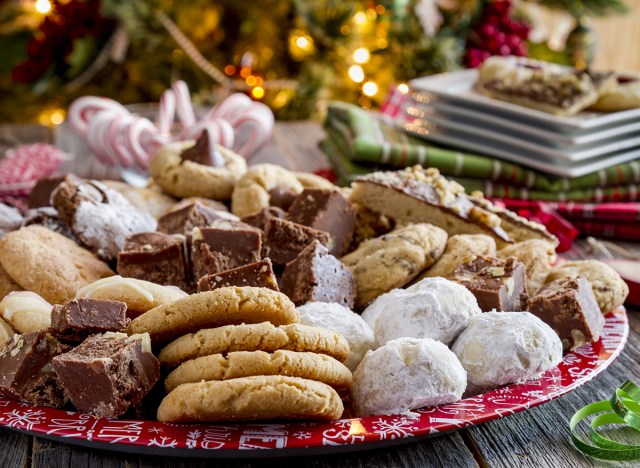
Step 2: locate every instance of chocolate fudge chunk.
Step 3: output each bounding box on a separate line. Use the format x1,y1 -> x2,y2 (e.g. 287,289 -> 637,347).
28,174 -> 80,208
241,206 -> 287,231
0,331 -> 70,408
528,277 -> 605,352
197,258 -> 279,292
52,332 -> 160,418
117,232 -> 189,289
157,201 -> 228,235
280,240 -> 356,308
191,221 -> 262,280
51,299 -> 129,343
263,217 -> 331,267
451,255 -> 528,312
288,188 -> 356,257
268,187 -> 298,211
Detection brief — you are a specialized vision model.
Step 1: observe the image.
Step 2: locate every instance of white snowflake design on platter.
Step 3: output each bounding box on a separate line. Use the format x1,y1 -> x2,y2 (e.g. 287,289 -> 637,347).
0,409 -> 46,431
186,430 -> 201,449
293,431 -> 312,440
371,417 -> 420,440
147,436 -> 178,448
148,427 -> 163,434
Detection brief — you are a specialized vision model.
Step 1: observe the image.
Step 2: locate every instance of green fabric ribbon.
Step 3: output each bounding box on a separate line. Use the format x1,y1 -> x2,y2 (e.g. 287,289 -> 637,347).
571,380 -> 640,460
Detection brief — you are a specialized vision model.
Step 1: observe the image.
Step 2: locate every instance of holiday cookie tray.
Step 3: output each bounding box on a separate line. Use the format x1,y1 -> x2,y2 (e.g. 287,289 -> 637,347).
409,69 -> 640,132
0,308 -> 627,458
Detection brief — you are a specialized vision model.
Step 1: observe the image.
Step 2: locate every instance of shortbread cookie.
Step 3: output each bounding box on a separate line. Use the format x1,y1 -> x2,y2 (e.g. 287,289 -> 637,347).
128,287 -> 298,344
418,234 -> 497,280
498,239 -> 556,294
0,291 -> 52,333
341,223 -> 448,308
0,226 -> 114,304
157,375 -> 343,422
366,277 -> 480,347
591,75 -> 640,112
231,164 -> 304,217
296,302 -> 374,371
52,179 -> 157,260
350,166 -> 512,247
0,264 -> 22,300
544,260 -> 629,314
351,337 -> 466,417
101,180 -> 176,219
75,276 -> 187,318
294,172 -> 337,190
158,322 -> 350,368
477,56 -> 615,116
150,139 -> 247,200
452,312 -> 562,395
164,350 -> 352,393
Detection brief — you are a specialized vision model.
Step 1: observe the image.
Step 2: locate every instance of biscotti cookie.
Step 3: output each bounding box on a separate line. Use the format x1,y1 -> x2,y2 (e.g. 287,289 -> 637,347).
150,136 -> 247,200
157,375 -> 343,422
0,291 -> 52,333
350,166 -> 512,248
418,234 -> 497,280
75,276 -> 187,318
0,226 -> 114,304
231,164 -> 304,217
52,179 -> 157,260
544,260 -> 629,314
341,223 -> 447,308
164,350 -> 352,392
477,56 -> 615,116
158,322 -> 350,368
128,287 -> 298,344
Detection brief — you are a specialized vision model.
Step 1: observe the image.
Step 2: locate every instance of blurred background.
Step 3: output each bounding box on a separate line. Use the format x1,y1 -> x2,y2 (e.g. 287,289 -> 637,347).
0,0 -> 638,125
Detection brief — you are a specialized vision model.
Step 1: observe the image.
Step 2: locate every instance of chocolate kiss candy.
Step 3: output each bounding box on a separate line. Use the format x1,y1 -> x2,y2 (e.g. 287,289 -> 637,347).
180,131 -> 224,167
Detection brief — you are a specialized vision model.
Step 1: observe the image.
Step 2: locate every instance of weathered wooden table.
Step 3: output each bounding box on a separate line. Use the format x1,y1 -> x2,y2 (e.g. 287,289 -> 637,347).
0,122 -> 639,468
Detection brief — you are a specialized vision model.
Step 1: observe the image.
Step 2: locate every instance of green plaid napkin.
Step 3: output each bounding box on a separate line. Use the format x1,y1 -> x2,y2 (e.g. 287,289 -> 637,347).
323,101 -> 640,199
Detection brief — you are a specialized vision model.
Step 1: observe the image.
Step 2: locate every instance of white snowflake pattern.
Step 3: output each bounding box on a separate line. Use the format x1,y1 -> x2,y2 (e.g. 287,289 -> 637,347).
148,427 -> 163,434
293,431 -> 312,440
0,409 -> 45,431
371,417 -> 419,440
147,436 -> 178,448
186,430 -> 201,449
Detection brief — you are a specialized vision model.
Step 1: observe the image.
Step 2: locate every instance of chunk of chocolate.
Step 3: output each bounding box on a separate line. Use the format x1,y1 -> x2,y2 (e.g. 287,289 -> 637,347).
51,299 -> 129,343
197,258 -> 279,292
180,131 -> 224,167
528,277 -> 605,352
117,232 -> 190,290
23,207 -> 77,240
28,174 -> 80,209
52,332 -> 160,418
280,240 -> 356,308
263,217 -> 331,267
269,187 -> 298,211
0,331 -> 70,408
451,255 -> 528,312
288,188 -> 356,256
191,220 -> 262,280
241,206 -> 287,231
157,201 -> 231,235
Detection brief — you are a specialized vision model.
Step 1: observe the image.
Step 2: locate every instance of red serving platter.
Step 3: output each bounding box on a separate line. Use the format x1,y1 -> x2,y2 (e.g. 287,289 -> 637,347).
0,309 -> 628,458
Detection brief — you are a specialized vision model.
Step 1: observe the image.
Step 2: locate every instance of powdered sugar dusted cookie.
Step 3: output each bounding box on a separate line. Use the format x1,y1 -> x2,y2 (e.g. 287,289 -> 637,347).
52,179 -> 157,260
297,302 -> 374,371
451,312 -> 562,395
365,277 -> 481,347
351,337 -> 466,416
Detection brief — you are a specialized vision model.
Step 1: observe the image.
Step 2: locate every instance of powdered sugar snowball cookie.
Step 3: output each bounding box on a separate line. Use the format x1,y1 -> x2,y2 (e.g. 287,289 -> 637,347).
296,302 -> 374,371
52,179 -> 157,261
369,277 -> 481,348
451,311 -> 562,395
351,337 -> 466,417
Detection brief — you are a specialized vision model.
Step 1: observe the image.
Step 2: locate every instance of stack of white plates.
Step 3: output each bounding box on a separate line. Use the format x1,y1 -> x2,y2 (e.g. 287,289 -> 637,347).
406,69 -> 640,178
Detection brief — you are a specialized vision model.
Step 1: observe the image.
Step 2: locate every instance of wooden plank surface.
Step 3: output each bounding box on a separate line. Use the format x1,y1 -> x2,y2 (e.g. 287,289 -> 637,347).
1,121 -> 639,467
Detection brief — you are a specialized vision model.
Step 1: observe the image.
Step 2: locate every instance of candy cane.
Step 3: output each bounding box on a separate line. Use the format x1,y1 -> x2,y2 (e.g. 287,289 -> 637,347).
172,80 -> 196,128
156,89 -> 176,136
68,97 -> 128,137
